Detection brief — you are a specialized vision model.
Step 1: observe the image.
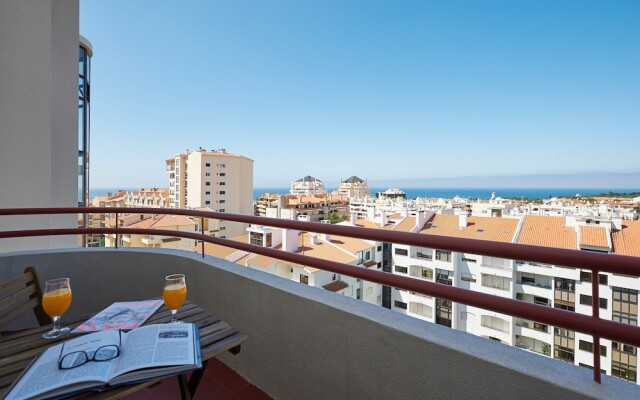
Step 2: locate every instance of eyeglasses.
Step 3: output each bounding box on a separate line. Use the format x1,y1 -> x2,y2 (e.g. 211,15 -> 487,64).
58,330 -> 121,370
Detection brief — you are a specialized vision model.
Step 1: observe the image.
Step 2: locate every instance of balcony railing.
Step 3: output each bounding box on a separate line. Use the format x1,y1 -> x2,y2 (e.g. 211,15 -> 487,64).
1,206 -> 640,385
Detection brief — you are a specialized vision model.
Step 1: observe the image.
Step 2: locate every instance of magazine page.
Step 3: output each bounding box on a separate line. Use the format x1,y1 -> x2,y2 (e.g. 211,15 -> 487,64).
4,338 -> 115,400
72,300 -> 164,332
111,323 -> 197,380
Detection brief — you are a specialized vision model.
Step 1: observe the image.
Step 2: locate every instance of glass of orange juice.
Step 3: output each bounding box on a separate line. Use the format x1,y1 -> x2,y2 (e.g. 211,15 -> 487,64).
163,274 -> 186,323
42,278 -> 72,339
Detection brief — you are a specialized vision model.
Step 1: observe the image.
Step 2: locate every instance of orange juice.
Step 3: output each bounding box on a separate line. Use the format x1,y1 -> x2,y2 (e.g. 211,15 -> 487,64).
42,288 -> 72,317
163,283 -> 187,310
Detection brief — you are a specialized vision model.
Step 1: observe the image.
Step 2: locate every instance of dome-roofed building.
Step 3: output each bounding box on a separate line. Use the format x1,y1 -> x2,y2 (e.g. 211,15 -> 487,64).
338,176 -> 370,199
290,175 -> 327,196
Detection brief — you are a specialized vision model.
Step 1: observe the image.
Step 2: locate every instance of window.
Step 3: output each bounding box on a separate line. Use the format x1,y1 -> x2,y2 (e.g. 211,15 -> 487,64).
205,201 -> 210,205
554,278 -> 575,312
219,182 -> 225,186
377,262 -> 382,269
205,182 -> 211,186
219,209 -> 225,212
435,250 -> 452,262
205,172 -> 210,176
612,342 -> 637,382
436,269 -> 453,286
219,172 -> 226,176
250,232 -> 263,246
395,248 -> 408,256
356,289 -> 361,300
409,302 -> 431,317
599,274 -> 608,285
219,163 -> 225,167
461,257 -> 477,263
482,275 -> 510,291
612,287 -> 638,326
377,246 -> 382,252
554,327 -> 575,363
205,191 -> 210,195
581,272 -> 609,285
220,227 -> 226,231
579,294 -> 607,308
219,191 -> 226,195
580,271 -> 592,282
205,163 -> 211,167
300,274 -> 309,285
579,340 -> 593,353
395,265 -> 408,274
410,265 -> 433,279
394,300 -> 407,310
219,200 -> 225,204
415,248 -> 432,260
436,298 -> 452,327
461,273 -> 476,283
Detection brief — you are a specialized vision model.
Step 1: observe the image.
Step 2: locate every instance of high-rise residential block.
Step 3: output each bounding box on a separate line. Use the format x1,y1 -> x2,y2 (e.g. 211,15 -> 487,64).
166,147 -> 253,238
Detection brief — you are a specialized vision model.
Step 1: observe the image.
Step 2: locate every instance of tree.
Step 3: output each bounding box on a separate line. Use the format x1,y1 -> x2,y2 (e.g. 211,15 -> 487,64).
327,212 -> 347,224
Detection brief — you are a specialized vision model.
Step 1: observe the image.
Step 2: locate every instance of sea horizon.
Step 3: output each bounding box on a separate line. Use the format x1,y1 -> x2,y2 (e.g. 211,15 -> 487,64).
89,186 -> 639,201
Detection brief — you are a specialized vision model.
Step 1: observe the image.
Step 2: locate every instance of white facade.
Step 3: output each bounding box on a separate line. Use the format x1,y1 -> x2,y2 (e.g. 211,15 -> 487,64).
290,176 -> 327,196
166,147 -> 254,238
389,213 -> 640,385
0,0 -> 80,252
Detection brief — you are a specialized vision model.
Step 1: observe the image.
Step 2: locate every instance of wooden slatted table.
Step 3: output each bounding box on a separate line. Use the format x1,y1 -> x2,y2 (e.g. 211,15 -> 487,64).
0,302 -> 247,400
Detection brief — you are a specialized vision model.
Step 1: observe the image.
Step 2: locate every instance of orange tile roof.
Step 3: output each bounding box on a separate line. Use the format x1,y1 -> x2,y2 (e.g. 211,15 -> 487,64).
202,235 -> 248,259
355,219 -> 395,230
328,235 -> 373,254
296,233 -> 357,272
612,220 -> 640,257
517,215 -> 577,250
580,225 -> 609,248
420,214 -> 518,243
393,217 -> 416,232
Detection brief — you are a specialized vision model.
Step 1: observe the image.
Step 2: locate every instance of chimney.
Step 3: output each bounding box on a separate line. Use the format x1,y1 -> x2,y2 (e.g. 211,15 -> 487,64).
310,233 -> 318,245
380,210 -> 387,228
458,214 -> 468,229
350,212 -> 357,225
321,233 -> 331,242
367,207 -> 375,221
282,229 -> 299,253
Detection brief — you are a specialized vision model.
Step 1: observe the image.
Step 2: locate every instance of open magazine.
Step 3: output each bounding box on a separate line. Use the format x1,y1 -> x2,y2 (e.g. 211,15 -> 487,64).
5,323 -> 201,400
72,300 -> 164,332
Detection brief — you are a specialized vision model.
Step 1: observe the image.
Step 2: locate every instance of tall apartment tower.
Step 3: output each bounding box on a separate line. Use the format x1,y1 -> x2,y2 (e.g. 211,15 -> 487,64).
166,147 -> 254,238
0,0 -> 82,252
338,176 -> 370,198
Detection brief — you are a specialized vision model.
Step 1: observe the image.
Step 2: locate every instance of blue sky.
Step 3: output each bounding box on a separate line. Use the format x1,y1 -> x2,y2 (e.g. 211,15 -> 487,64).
81,1 -> 640,188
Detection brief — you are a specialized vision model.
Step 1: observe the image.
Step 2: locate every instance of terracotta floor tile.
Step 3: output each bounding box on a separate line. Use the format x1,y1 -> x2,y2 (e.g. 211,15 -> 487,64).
122,360 -> 272,400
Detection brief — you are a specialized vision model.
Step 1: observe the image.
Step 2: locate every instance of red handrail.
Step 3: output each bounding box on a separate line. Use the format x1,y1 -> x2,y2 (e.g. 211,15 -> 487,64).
2,206 -> 639,384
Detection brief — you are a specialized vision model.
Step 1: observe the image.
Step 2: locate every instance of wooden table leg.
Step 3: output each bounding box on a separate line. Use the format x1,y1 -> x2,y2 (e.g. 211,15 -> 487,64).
188,359 -> 209,397
178,373 -> 193,400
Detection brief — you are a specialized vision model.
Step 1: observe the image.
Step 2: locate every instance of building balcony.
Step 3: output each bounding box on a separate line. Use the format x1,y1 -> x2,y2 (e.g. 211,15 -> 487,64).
1,207 -> 639,399
515,280 -> 553,298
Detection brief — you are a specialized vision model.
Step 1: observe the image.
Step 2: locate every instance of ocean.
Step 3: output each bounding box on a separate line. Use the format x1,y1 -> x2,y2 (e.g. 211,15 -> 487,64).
90,187 -> 639,201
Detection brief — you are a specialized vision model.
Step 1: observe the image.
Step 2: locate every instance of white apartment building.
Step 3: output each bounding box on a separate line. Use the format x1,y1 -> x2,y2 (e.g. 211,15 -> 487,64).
166,147 -> 254,238
389,212 -> 640,384
124,188 -> 170,208
203,225 -> 383,306
290,176 -> 327,196
255,193 -> 349,222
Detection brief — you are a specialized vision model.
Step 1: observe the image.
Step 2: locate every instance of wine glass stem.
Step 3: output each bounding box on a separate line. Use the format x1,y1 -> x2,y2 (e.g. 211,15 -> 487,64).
52,316 -> 61,331
171,309 -> 178,323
